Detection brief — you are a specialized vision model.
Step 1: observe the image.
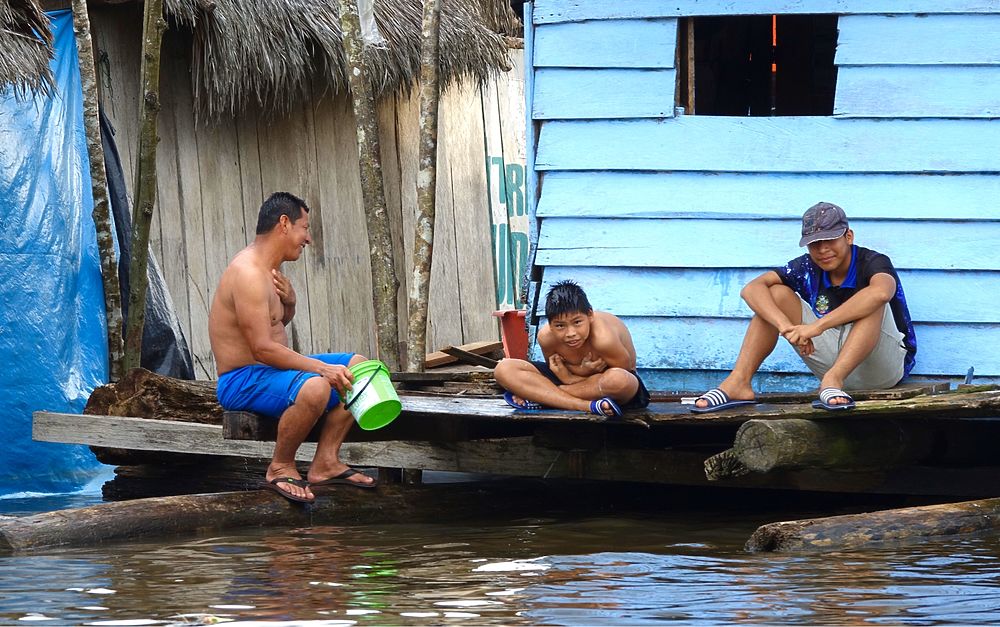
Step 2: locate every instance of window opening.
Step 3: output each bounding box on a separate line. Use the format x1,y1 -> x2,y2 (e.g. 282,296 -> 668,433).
678,14 -> 838,116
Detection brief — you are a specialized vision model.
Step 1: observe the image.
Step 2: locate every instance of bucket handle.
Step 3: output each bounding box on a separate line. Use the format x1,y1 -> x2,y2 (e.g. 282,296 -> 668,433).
343,363 -> 389,410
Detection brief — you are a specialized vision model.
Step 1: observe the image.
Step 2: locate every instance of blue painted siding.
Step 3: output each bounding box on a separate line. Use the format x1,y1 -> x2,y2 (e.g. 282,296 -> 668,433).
527,1 -> 1000,391
836,15 -> 1000,65
536,172 -> 1000,220
538,267 -> 1000,324
533,68 -> 677,119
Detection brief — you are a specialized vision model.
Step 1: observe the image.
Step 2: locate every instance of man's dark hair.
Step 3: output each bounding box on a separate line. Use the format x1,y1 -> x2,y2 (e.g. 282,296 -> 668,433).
545,280 -> 592,320
256,191 -> 310,235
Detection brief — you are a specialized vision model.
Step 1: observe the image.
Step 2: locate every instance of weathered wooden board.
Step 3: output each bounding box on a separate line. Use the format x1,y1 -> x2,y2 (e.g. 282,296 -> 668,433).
533,0 -> 1000,24
535,171 -> 1000,221
533,19 -> 678,68
533,68 -> 678,119
426,340 -> 503,368
313,91 -> 377,356
33,411 -> 1000,497
746,497 -> 1000,553
169,43 -> 214,379
535,218 -> 1000,271
535,118 -> 1000,172
538,267 -> 1000,324
836,66 -> 1000,118
441,81 -> 501,345
837,14 -> 1000,66
150,39 -> 191,334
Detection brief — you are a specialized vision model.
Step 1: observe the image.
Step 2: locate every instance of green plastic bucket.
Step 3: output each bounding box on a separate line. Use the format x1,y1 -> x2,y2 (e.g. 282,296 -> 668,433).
344,359 -> 401,430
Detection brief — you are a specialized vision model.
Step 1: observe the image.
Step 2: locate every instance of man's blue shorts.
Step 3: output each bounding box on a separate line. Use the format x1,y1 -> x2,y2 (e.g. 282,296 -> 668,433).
216,353 -> 355,418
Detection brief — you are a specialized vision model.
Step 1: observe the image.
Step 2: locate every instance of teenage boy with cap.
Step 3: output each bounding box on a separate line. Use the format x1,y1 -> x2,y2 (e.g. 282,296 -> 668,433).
692,202 -> 916,413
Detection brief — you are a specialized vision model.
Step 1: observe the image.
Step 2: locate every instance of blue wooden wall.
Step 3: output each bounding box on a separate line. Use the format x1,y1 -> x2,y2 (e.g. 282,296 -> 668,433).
527,1 -> 1000,392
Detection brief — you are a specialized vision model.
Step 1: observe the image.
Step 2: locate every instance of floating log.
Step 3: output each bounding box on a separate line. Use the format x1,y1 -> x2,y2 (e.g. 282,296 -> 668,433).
0,478 -> 657,553
704,418 -> 1000,480
746,497 -> 1000,552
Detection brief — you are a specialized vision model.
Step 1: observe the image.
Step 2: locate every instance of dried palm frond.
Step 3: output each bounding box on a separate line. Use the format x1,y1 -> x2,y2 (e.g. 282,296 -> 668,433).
0,0 -> 53,97
161,0 -> 520,119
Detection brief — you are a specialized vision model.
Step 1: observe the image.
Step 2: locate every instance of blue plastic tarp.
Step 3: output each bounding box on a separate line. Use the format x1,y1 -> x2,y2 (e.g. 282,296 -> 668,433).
0,10 -> 108,495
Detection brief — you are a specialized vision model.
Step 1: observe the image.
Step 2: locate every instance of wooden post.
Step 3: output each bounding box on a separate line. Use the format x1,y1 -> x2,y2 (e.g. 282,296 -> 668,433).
405,0 -> 442,373
71,0 -> 125,381
122,0 -> 166,372
746,497 -> 1000,552
337,0 -> 401,371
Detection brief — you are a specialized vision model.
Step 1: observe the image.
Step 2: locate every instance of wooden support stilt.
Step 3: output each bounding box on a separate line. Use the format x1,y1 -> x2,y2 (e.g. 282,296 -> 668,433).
746,497 -> 1000,552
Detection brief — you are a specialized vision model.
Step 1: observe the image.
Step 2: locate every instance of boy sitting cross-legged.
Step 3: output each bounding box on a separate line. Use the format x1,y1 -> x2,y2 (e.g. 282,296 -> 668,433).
494,281 -> 650,418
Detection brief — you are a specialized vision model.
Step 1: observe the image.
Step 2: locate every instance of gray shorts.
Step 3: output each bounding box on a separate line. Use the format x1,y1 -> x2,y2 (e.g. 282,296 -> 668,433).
798,299 -> 907,391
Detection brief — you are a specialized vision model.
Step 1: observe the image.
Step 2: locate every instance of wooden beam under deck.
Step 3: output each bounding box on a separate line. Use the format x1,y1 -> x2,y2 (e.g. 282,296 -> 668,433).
33,412 -> 1000,497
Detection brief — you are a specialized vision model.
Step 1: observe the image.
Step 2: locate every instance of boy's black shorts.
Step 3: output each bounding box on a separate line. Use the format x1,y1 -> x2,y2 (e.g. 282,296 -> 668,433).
530,360 -> 651,409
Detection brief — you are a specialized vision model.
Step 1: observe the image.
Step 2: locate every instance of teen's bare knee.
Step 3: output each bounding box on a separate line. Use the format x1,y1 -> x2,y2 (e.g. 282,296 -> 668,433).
494,358 -> 530,387
600,368 -> 637,397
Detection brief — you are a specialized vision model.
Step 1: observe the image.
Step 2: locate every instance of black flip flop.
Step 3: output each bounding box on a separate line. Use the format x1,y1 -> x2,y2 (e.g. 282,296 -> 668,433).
259,476 -> 314,503
310,468 -> 378,489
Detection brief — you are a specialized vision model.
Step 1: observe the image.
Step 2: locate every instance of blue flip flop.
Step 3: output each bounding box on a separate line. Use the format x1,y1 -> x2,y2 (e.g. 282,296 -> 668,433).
590,397 -> 623,418
504,391 -> 544,411
812,387 -> 856,411
690,388 -> 756,414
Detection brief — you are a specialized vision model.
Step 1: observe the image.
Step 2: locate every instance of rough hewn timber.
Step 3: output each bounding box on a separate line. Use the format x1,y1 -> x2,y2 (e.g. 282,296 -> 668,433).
337,0 -> 400,370
705,418 -> 1000,480
84,367 -> 221,423
72,0 -> 124,380
122,0 -> 166,371
746,497 -> 1000,552
405,0 -> 442,373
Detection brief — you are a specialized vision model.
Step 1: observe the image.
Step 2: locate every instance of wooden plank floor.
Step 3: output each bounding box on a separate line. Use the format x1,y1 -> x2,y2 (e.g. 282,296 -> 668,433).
401,384 -> 1000,426
32,411 -> 1000,497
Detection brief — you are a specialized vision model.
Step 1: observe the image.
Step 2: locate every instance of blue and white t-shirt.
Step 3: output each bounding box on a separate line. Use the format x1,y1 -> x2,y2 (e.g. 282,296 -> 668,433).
775,245 -> 917,376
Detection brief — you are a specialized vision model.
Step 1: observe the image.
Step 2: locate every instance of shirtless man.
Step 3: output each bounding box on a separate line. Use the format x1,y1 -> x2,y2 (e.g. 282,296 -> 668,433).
494,281 -> 650,417
208,191 -> 375,503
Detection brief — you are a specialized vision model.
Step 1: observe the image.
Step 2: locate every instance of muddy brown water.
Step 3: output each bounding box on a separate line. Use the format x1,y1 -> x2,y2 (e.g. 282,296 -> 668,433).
2,479 -> 1000,626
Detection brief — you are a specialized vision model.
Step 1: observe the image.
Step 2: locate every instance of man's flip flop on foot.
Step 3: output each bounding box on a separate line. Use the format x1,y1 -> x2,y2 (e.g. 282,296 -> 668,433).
309,465 -> 377,489
494,281 -> 651,419
260,464 -> 314,503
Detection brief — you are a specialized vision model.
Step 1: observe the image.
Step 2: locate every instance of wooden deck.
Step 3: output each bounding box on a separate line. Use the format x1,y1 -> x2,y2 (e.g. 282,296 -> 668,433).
33,383 -> 1000,497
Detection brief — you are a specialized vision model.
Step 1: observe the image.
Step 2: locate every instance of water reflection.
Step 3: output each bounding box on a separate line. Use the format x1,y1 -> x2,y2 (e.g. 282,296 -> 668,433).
2,509 -> 1000,625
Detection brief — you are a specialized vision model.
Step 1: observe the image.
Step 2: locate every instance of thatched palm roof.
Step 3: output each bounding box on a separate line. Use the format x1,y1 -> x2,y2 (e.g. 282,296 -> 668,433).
163,0 -> 521,119
0,0 -> 53,96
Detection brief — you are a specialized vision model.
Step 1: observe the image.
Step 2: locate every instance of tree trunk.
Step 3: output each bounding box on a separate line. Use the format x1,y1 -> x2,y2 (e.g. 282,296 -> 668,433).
72,0 -> 124,381
404,0 -> 442,373
746,497 -> 1000,552
337,0 -> 401,370
704,418 -> 1000,481
122,0 -> 166,372
85,367 -> 221,423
